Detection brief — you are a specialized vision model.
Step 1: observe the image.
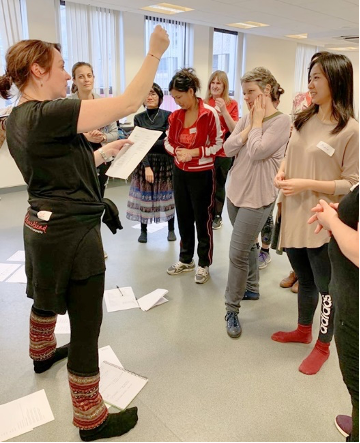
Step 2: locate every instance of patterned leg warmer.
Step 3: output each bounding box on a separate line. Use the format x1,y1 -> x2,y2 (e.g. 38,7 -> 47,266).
68,371 -> 139,441
30,308 -> 69,373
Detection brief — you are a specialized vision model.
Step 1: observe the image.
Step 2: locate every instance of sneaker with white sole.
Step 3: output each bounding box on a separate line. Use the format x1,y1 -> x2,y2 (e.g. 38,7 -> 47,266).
167,260 -> 195,275
194,266 -> 210,284
258,250 -> 271,269
212,215 -> 222,230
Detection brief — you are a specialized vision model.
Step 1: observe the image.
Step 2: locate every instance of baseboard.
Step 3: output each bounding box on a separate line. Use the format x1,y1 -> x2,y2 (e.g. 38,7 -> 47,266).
0,185 -> 27,194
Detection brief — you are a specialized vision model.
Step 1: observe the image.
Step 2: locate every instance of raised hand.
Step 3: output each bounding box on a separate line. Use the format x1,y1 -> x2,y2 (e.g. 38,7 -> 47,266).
149,25 -> 170,60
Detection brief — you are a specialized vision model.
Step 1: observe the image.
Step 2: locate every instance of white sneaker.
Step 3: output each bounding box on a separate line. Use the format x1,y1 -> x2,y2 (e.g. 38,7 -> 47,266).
167,260 -> 195,275
195,266 -> 210,284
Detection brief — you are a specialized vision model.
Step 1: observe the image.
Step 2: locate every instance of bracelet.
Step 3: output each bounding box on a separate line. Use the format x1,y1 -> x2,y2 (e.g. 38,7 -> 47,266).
98,147 -> 111,163
148,53 -> 161,61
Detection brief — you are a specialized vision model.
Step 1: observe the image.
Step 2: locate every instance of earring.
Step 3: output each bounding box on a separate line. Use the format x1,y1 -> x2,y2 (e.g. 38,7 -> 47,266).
40,80 -> 43,87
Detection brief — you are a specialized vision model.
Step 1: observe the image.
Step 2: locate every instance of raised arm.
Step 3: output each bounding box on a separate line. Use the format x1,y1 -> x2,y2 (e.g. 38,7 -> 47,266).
77,26 -> 169,133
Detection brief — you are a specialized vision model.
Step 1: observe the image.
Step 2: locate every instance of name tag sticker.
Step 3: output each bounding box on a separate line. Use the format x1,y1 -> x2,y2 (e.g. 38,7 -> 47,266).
189,127 -> 197,134
316,141 -> 335,157
37,211 -> 52,221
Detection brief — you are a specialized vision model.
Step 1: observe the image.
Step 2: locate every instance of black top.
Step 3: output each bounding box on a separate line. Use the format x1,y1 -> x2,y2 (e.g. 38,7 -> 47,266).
7,99 -> 101,206
6,99 -> 106,313
328,185 -> 359,323
134,108 -> 171,167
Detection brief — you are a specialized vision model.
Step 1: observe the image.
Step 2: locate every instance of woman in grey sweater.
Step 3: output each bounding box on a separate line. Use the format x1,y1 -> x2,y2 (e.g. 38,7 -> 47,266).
223,67 -> 290,339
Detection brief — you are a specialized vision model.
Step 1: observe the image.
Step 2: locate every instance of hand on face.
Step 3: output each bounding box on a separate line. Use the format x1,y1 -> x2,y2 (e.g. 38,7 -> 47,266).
251,94 -> 266,124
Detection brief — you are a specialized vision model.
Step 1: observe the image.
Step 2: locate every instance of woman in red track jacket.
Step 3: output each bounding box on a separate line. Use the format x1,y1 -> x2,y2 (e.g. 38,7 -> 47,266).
165,68 -> 222,284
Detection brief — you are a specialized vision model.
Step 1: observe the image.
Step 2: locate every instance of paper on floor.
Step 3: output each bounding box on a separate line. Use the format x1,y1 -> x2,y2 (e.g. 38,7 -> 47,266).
0,389 -> 54,442
0,263 -> 21,282
104,287 -> 139,312
99,345 -> 123,369
5,265 -> 27,283
137,289 -> 169,311
6,250 -> 25,262
54,313 -> 70,335
99,361 -> 148,410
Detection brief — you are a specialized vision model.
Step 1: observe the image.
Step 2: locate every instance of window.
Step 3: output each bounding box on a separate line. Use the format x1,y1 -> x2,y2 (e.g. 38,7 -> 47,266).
0,0 -> 28,107
212,29 -> 238,97
59,1 -> 123,97
145,16 -> 191,111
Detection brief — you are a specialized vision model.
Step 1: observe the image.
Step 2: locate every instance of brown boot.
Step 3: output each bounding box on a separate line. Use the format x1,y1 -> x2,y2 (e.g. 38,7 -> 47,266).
280,271 -> 297,288
291,280 -> 299,293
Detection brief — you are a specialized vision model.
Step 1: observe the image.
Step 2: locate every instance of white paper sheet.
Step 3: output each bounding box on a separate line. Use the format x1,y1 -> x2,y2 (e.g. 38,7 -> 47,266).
0,263 -> 21,282
137,289 -> 169,312
6,250 -> 25,262
131,222 -> 167,233
99,346 -> 123,369
5,265 -> 27,283
0,389 -> 54,442
54,313 -> 71,335
99,361 -> 148,410
106,126 -> 162,179
104,287 -> 139,312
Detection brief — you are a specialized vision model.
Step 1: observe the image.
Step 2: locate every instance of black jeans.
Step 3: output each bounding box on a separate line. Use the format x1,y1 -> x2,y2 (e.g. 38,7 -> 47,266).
287,245 -> 333,343
173,166 -> 214,267
34,273 -> 105,376
213,156 -> 233,218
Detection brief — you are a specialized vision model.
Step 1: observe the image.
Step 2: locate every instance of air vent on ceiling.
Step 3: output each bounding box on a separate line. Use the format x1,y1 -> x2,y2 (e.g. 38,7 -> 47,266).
335,35 -> 359,44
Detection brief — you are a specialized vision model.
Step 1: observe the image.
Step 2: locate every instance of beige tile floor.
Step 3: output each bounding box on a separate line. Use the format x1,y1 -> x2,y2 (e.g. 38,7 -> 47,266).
0,183 -> 349,442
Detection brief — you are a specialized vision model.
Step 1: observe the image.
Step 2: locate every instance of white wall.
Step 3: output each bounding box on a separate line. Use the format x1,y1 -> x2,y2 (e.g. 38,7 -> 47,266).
0,141 -> 25,188
26,0 -> 58,42
242,34 -> 298,116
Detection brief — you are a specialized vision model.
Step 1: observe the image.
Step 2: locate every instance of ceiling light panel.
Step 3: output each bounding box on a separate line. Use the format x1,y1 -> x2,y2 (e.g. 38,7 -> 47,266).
141,3 -> 193,14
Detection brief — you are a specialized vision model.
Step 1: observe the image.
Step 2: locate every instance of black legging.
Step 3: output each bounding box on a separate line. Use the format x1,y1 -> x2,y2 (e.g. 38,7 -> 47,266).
334,313 -> 359,441
287,245 -> 334,343
33,273 -> 104,376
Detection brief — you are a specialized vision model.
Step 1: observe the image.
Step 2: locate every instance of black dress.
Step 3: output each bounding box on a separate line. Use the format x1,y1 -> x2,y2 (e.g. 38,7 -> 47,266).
126,108 -> 175,224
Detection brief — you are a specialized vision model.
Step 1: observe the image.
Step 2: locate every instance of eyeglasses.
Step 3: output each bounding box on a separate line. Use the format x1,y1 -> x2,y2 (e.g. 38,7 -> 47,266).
148,91 -> 157,97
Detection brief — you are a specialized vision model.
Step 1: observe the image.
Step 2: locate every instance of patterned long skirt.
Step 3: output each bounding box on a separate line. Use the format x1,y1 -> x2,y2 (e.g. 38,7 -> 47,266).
126,153 -> 175,224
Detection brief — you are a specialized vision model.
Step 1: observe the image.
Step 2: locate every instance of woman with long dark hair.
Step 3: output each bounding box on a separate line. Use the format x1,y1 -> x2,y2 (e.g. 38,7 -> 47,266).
272,53 -> 359,375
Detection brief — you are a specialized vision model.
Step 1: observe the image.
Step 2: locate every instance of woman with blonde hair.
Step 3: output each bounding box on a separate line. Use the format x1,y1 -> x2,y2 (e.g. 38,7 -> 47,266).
204,70 -> 238,229
223,67 -> 290,338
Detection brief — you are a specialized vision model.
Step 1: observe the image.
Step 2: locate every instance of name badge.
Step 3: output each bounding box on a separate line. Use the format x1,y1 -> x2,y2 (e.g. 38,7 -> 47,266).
189,127 -> 197,134
37,211 -> 52,221
316,141 -> 335,157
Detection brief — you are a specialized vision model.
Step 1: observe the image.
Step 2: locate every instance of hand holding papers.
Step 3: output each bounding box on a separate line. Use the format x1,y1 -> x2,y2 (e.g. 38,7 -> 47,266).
106,126 -> 162,179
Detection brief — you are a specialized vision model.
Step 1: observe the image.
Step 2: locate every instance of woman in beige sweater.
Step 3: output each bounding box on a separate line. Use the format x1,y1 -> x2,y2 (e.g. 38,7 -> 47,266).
272,52 -> 359,375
